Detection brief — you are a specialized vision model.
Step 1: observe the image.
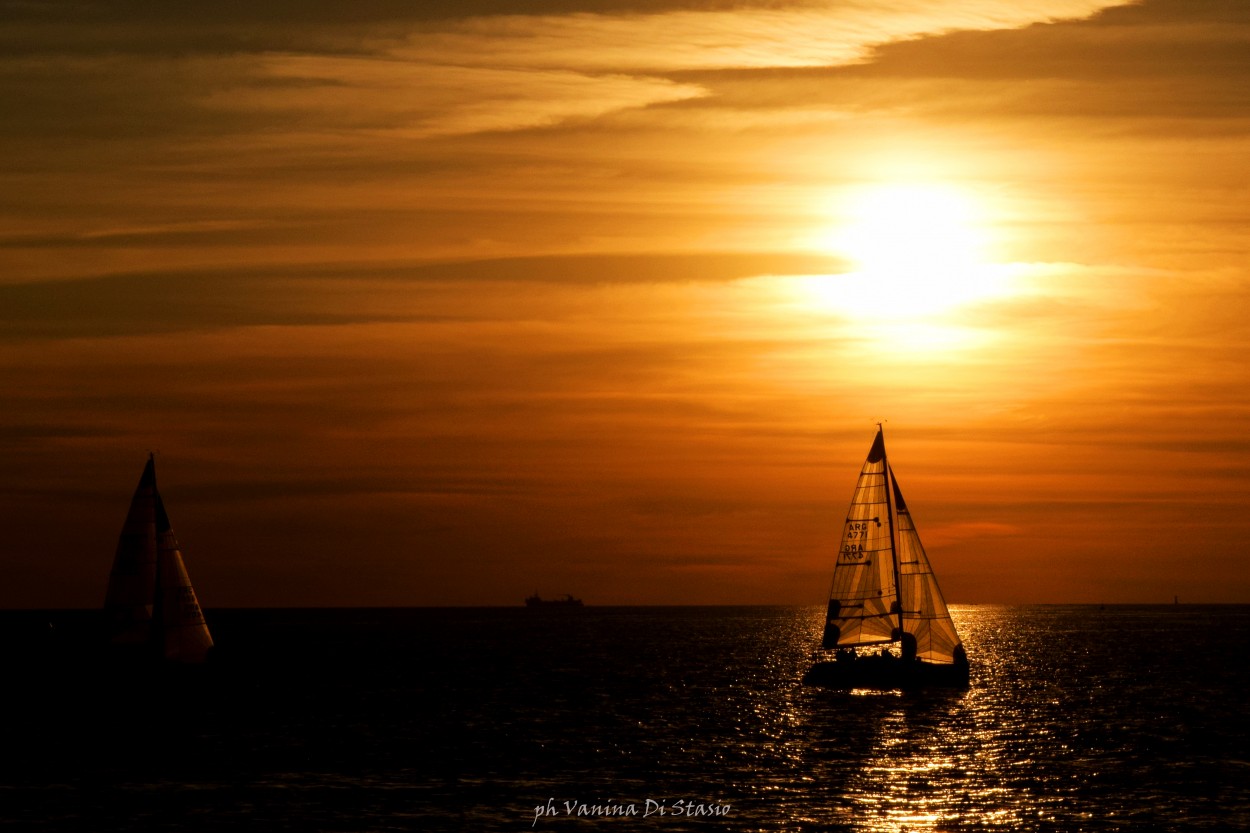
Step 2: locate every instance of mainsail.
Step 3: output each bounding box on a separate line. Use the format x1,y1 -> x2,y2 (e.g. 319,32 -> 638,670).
103,457 -> 160,646
822,430 -> 898,649
103,456 -> 213,663
820,428 -> 963,665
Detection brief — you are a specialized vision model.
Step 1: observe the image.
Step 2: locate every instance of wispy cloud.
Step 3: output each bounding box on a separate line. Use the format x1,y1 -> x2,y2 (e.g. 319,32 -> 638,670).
404,1 -> 1136,72
0,0 -> 1137,149
211,56 -> 706,138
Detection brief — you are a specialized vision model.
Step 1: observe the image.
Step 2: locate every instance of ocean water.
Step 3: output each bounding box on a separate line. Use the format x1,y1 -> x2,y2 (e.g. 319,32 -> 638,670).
1,605 -> 1248,831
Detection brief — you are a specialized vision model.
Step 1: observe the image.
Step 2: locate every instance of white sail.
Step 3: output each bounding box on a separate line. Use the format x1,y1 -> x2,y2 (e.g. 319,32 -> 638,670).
103,455 -> 213,662
892,471 -> 962,664
103,456 -> 159,645
822,430 -> 899,648
154,495 -> 214,663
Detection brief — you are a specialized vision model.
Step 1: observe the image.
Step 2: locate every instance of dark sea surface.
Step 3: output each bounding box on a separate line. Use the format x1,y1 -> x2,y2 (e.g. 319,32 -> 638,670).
1,605 -> 1248,831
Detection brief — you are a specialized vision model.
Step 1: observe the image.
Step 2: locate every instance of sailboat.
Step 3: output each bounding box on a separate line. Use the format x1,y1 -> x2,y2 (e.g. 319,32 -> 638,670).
102,455 -> 214,664
804,427 -> 969,689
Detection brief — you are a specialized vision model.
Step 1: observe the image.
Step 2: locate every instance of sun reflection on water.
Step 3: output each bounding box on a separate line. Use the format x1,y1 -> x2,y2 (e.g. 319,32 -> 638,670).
782,603 -> 1249,832
780,605 -> 1062,832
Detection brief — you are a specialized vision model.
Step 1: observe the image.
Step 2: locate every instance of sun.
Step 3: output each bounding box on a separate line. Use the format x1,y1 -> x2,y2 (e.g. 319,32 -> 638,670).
806,183 -> 1010,320
841,184 -> 981,278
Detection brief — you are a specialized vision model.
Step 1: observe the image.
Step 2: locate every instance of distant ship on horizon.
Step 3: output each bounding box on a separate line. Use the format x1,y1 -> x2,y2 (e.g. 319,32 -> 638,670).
525,593 -> 584,608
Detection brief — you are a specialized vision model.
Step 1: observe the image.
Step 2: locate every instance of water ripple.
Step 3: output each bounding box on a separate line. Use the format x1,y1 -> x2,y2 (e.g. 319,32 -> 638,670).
2,605 -> 1248,831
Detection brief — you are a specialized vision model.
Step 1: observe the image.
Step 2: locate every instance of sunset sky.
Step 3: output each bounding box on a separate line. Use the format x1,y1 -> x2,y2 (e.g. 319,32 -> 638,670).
2,0 -> 1248,607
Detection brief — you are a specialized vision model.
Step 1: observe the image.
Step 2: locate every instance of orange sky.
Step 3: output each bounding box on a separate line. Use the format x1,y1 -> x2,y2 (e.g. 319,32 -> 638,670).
2,0 -> 1248,606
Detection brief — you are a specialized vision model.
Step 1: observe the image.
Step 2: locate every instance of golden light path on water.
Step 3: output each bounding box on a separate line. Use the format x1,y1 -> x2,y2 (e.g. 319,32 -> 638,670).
769,605 -> 1065,832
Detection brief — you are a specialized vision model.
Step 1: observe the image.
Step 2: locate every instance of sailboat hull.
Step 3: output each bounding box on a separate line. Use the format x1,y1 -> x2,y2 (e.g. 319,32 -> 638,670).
803,656 -> 969,690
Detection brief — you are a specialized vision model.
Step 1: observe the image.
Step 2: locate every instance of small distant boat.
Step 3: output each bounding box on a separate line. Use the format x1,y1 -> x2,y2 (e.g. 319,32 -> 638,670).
804,427 -> 969,689
102,455 -> 214,663
525,593 -> 584,608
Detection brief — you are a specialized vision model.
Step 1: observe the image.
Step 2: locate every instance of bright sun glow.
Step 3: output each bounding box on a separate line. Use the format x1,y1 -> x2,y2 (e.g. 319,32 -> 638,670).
843,184 -> 981,275
806,183 -> 1013,320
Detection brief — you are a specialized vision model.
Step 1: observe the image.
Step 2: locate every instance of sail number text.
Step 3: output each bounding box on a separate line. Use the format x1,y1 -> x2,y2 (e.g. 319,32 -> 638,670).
842,521 -> 872,559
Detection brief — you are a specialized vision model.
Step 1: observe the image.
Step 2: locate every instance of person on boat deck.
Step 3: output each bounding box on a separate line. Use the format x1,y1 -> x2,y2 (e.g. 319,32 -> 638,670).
900,632 -> 918,663
953,644 -> 969,669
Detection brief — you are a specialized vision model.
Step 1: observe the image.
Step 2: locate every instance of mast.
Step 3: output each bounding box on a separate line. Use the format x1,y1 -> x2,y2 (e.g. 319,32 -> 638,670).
879,424 -> 903,639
